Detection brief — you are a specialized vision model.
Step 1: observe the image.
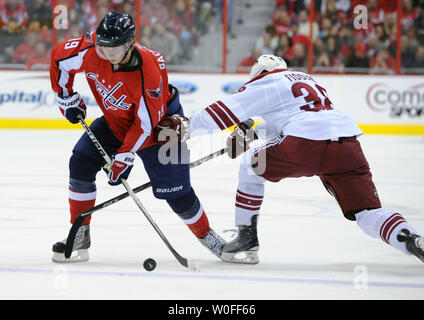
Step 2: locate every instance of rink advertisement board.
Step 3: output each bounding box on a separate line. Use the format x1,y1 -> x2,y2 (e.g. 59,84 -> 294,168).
0,70 -> 423,134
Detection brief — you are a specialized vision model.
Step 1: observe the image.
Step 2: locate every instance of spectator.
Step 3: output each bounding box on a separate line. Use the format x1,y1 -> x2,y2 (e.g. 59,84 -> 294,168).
122,1 -> 135,16
168,0 -> 198,61
79,0 -> 99,32
340,41 -> 370,72
406,26 -> 420,50
384,12 -> 397,43
316,51 -> 332,68
142,0 -> 170,26
338,23 -> 354,55
25,0 -> 52,28
370,48 -> 396,73
368,0 -> 384,27
25,41 -> 49,69
321,0 -> 350,14
290,23 -> 309,48
0,18 -> 24,63
194,0 -> 214,35
255,24 -> 279,55
413,12 -> 424,45
401,0 -> 419,32
274,46 -> 286,59
140,24 -> 153,49
275,33 -> 293,60
414,45 -> 424,68
297,9 -> 319,42
12,30 -> 37,63
314,36 -> 326,56
255,30 -> 278,55
326,35 -> 341,64
401,35 -> 417,69
150,22 -> 180,64
365,33 -> 379,59
272,6 -> 291,36
288,43 -> 307,68
0,0 -> 28,30
322,0 -> 348,27
237,47 -> 262,72
374,24 -> 390,50
319,17 -> 332,39
333,0 -> 350,13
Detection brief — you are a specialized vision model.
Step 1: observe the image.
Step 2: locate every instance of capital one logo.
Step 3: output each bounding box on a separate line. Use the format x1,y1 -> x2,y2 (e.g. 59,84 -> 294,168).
366,82 -> 424,118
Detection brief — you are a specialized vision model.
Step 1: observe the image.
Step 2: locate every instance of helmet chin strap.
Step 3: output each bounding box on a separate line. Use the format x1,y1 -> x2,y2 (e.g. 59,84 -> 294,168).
117,39 -> 135,66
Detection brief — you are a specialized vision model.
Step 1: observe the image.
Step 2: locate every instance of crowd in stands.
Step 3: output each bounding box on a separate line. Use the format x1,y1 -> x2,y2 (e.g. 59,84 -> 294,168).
239,0 -> 424,73
0,0 -> 52,69
1,0 -> 423,73
0,0 -> 218,69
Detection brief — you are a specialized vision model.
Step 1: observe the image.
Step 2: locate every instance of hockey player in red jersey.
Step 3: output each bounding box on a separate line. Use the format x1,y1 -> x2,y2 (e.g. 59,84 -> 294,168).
157,55 -> 424,265
50,12 -> 226,263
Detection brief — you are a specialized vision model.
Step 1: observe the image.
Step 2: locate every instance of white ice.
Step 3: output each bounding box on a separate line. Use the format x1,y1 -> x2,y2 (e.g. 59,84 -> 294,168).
0,129 -> 423,300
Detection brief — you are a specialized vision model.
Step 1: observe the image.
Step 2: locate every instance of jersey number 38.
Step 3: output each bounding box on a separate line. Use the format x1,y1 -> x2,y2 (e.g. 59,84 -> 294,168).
291,82 -> 334,112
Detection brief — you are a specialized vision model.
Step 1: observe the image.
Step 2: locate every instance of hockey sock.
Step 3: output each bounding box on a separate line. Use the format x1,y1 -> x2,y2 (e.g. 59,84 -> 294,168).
235,149 -> 266,227
68,179 -> 96,225
355,208 -> 418,255
235,185 -> 264,227
185,209 -> 210,238
167,188 -> 210,238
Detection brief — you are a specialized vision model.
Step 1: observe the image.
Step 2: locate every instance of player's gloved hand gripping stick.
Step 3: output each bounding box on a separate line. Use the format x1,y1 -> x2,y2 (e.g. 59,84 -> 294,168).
65,115 -> 227,269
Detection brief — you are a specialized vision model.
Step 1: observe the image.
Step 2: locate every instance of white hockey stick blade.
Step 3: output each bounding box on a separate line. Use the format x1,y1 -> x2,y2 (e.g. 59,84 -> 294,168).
187,260 -> 200,272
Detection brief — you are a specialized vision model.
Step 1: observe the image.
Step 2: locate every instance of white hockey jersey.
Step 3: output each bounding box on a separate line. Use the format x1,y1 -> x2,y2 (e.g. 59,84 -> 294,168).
189,69 -> 363,140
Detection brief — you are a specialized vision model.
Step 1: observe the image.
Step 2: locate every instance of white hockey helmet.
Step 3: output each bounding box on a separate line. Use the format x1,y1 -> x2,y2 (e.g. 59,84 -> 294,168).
249,54 -> 287,80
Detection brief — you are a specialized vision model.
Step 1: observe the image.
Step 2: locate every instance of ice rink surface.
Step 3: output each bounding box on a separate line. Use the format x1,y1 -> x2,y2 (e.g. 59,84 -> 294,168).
0,129 -> 423,300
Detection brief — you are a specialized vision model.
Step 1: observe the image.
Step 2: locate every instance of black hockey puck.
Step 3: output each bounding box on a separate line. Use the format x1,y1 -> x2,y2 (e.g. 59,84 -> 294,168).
143,258 -> 156,271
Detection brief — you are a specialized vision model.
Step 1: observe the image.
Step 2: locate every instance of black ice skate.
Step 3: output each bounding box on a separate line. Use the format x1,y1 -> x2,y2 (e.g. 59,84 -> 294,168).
397,229 -> 424,263
198,228 -> 226,259
52,225 -> 91,263
220,215 -> 259,264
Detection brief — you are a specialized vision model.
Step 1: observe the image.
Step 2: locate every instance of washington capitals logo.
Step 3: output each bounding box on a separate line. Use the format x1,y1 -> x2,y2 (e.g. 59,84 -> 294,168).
146,77 -> 162,99
86,73 -> 132,110
84,32 -> 94,43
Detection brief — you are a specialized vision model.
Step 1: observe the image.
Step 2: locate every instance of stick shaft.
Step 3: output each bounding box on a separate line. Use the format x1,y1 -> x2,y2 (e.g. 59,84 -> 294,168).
67,117 -> 192,267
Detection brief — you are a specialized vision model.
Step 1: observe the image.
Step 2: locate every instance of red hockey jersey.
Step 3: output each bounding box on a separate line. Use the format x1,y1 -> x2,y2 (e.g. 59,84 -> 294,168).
50,32 -> 171,153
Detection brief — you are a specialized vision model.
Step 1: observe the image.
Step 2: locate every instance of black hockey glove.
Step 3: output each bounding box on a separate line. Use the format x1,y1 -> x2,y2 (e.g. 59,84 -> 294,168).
227,119 -> 257,159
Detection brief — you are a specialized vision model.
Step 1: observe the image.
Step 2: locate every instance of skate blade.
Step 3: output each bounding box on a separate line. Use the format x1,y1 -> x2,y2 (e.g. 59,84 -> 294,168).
52,249 -> 89,263
220,250 -> 259,264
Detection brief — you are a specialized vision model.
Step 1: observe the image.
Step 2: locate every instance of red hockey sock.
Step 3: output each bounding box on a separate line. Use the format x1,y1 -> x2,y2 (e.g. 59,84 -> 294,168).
186,211 -> 210,238
69,189 -> 96,225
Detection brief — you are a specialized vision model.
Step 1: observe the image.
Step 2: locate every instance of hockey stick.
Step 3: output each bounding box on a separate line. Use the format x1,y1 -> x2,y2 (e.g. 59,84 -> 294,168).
64,145 -> 227,260
65,115 -> 226,270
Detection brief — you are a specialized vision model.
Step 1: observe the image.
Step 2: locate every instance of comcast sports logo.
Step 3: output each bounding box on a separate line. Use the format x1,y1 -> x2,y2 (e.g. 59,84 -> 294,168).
366,82 -> 424,118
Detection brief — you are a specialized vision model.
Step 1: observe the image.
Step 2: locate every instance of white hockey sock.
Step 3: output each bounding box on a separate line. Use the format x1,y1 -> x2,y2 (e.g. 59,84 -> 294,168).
235,149 -> 267,226
355,208 -> 417,255
235,184 -> 264,226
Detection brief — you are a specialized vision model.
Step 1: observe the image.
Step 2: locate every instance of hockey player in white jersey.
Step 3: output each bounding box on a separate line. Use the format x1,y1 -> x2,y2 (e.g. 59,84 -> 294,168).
156,55 -> 424,264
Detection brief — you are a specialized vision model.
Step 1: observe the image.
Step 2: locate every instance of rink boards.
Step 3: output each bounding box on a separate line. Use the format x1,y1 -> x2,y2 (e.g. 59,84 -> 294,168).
0,71 -> 423,134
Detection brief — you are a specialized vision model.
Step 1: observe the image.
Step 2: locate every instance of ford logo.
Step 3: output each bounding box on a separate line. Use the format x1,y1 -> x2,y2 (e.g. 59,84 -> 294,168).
222,81 -> 245,94
171,81 -> 198,94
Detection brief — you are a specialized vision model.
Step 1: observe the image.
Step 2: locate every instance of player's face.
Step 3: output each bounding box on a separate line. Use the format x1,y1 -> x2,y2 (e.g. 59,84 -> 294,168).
96,44 -> 127,64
